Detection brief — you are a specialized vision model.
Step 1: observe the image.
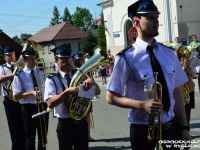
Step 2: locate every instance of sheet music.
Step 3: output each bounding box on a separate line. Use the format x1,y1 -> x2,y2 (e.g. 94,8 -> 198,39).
78,84 -> 96,99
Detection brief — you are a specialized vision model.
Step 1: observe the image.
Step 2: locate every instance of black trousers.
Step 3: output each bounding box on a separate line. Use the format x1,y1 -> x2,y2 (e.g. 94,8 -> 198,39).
57,118 -> 88,150
198,74 -> 200,92
21,103 -> 49,150
130,118 -> 181,150
3,97 -> 26,150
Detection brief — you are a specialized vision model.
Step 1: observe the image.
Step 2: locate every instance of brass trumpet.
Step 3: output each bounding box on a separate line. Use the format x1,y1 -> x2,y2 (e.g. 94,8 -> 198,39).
146,72 -> 163,150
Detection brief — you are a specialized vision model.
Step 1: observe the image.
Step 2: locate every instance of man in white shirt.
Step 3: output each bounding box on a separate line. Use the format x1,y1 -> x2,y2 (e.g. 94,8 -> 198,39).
106,0 -> 190,149
44,44 -> 100,150
0,47 -> 26,150
12,47 -> 48,150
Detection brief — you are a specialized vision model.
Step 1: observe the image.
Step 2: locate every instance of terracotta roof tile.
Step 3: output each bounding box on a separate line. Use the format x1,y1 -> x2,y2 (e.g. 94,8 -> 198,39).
0,30 -> 22,52
31,22 -> 87,43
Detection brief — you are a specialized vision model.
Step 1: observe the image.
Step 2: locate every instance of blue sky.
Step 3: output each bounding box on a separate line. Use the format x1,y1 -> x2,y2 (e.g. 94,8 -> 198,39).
0,0 -> 102,38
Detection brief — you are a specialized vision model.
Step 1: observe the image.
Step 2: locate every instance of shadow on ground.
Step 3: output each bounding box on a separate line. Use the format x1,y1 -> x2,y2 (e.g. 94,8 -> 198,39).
89,146 -> 131,150
89,137 -> 131,150
92,137 -> 130,143
190,123 -> 200,129
189,122 -> 200,139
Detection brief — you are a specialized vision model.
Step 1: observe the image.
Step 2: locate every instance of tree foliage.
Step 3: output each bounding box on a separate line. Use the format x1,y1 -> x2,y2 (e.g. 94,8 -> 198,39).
12,35 -> 21,45
72,7 -> 93,31
62,7 -> 72,24
50,6 -> 62,26
81,31 -> 97,56
0,46 -> 4,64
97,12 -> 107,52
20,33 -> 32,43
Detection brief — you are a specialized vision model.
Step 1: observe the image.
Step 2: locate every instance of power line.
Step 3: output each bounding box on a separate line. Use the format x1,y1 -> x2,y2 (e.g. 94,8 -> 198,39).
0,13 -> 50,19
18,0 -> 56,16
0,17 -> 23,33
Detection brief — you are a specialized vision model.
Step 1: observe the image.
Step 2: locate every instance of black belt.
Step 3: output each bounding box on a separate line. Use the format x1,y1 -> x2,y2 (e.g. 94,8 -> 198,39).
58,117 -> 86,124
161,117 -> 177,130
131,118 -> 176,130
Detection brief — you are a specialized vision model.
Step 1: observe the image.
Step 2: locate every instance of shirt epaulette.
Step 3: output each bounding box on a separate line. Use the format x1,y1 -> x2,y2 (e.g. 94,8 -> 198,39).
16,70 -> 23,76
47,73 -> 57,79
158,42 -> 174,51
117,46 -> 133,56
2,64 -> 10,69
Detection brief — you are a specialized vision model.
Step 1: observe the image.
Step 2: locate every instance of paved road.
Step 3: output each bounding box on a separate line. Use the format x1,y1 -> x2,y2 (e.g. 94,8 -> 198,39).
0,78 -> 200,150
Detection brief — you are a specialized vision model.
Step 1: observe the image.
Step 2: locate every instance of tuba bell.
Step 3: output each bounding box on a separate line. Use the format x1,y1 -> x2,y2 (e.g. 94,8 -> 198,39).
176,46 -> 193,105
67,48 -> 109,120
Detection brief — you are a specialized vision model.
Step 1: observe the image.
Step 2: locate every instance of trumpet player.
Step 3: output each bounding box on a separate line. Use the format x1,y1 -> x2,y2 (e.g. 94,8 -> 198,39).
0,47 -> 26,150
44,44 -> 100,150
106,0 -> 190,150
12,47 -> 49,150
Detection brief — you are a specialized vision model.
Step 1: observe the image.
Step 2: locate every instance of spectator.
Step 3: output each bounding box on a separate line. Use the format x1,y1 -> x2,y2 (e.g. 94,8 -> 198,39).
189,35 -> 200,49
174,36 -> 181,43
180,38 -> 187,46
107,49 -> 115,76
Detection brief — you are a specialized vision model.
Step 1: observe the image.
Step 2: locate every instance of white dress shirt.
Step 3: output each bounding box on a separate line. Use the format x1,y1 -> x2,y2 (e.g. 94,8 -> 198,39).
44,70 -> 72,118
12,66 -> 45,104
107,38 -> 188,124
0,63 -> 13,96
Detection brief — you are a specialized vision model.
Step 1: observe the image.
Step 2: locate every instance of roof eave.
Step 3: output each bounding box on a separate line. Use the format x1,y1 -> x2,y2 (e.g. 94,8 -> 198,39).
97,0 -> 113,7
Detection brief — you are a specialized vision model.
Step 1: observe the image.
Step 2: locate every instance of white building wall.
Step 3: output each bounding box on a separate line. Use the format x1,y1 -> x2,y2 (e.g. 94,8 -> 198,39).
38,39 -> 81,68
100,0 -> 200,53
176,0 -> 200,41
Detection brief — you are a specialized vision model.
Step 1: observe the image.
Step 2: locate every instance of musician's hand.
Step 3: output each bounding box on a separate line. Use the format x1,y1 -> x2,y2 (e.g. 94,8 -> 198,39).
142,99 -> 162,114
66,87 -> 79,94
33,91 -> 37,97
34,90 -> 42,101
82,78 -> 93,90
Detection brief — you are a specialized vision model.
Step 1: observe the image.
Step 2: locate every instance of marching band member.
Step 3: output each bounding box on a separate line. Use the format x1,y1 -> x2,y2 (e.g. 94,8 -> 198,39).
0,47 -> 26,150
44,44 -> 100,150
12,47 -> 49,150
72,52 -> 100,142
176,51 -> 195,125
106,0 -> 190,149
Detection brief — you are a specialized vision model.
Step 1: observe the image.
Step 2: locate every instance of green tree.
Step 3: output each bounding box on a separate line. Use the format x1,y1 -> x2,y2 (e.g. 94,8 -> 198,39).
50,6 -> 62,26
62,7 -> 72,24
72,7 -> 93,31
81,31 -> 97,55
97,12 -> 107,53
12,35 -> 21,45
0,46 -> 4,64
20,33 -> 32,42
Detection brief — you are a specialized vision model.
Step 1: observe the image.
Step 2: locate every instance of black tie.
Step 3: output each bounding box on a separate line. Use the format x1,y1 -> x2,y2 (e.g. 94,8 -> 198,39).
65,73 -> 71,87
10,65 -> 14,72
147,46 -> 170,112
31,70 -> 38,88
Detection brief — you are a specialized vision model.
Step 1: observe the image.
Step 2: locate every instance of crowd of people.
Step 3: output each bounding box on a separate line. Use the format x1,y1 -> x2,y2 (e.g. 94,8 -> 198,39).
1,0 -> 200,150
170,34 -> 200,127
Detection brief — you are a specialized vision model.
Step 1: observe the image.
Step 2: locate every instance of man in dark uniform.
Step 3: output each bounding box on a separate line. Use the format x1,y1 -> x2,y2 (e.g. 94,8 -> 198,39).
106,0 -> 190,150
0,47 -> 26,150
44,44 -> 100,150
